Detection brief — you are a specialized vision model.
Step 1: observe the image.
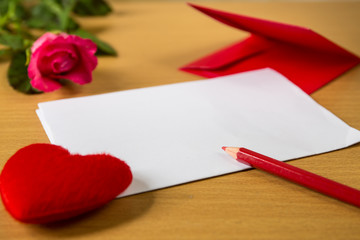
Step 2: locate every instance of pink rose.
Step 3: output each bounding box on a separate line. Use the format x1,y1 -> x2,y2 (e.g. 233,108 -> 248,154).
28,32 -> 98,92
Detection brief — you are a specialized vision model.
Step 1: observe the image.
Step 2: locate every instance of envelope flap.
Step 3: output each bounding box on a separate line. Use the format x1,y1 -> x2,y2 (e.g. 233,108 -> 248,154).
182,34 -> 273,70
189,3 -> 357,57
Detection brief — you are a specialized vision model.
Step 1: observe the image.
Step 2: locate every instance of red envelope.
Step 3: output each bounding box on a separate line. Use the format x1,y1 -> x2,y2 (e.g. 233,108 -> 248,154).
180,3 -> 360,94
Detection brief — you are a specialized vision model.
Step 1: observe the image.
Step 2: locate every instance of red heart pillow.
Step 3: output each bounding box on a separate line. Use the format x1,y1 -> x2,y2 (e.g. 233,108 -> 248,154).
0,143 -> 132,224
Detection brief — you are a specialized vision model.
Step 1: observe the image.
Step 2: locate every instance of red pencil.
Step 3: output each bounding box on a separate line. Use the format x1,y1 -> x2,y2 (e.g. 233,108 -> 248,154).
222,147 -> 360,208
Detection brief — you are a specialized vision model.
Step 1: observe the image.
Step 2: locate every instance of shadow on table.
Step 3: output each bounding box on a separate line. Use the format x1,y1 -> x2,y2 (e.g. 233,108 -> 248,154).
27,178 -> 154,237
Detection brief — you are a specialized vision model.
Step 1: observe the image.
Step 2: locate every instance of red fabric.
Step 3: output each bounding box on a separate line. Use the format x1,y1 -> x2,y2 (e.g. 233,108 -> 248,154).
180,4 -> 360,94
0,144 -> 132,224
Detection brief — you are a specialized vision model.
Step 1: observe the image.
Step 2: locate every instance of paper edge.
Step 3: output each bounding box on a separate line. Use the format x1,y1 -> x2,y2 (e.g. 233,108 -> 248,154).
36,109 -> 55,143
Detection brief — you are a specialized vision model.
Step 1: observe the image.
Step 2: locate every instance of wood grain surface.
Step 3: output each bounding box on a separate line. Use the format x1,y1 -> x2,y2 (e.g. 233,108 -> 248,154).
0,1 -> 359,239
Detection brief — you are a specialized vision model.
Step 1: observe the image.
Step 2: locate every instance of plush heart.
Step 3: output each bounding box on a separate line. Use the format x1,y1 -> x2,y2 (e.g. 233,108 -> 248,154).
0,143 -> 132,224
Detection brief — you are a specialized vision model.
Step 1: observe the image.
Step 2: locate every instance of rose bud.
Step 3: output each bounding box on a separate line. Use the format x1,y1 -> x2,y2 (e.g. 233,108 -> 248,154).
28,32 -> 98,92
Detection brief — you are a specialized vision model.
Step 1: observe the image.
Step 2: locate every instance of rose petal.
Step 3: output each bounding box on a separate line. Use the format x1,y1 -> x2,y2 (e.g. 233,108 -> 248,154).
30,75 -> 62,92
71,36 -> 98,71
42,42 -> 77,58
59,36 -> 97,84
51,52 -> 78,74
38,49 -> 79,75
28,48 -> 62,92
31,33 -> 61,54
60,64 -> 93,85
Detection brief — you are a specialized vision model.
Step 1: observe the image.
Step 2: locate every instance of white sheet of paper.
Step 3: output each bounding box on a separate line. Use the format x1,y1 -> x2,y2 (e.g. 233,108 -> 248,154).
36,68 -> 360,197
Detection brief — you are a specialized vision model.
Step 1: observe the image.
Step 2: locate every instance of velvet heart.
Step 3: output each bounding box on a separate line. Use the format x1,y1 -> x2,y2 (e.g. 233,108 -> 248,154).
0,144 -> 132,224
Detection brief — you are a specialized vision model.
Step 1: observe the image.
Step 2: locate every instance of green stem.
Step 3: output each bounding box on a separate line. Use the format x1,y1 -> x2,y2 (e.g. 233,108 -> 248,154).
0,0 -> 16,29
43,0 -> 77,32
0,15 -> 9,29
61,0 -> 77,31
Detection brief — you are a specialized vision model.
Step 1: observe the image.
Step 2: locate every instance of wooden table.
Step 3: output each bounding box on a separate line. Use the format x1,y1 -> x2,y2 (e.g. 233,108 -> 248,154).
1,1 -> 360,239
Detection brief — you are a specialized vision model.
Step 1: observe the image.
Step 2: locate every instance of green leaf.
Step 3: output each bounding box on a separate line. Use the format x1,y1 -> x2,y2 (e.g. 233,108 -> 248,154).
72,29 -> 117,56
27,2 -> 78,31
7,51 -> 42,94
45,0 -> 77,31
0,0 -> 27,28
26,3 -> 58,29
0,1 -> 9,16
12,1 -> 27,21
0,48 -> 12,61
0,33 -> 23,50
73,0 -> 112,16
43,0 -> 63,17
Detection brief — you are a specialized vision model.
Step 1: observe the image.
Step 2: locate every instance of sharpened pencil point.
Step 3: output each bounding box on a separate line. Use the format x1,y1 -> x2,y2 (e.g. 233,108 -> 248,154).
222,147 -> 239,160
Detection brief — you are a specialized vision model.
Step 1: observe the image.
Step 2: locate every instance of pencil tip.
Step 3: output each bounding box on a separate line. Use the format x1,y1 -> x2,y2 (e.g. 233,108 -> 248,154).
222,147 -> 240,160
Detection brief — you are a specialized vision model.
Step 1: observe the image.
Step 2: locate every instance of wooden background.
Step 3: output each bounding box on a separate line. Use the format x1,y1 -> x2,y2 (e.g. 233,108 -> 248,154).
0,1 -> 360,239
